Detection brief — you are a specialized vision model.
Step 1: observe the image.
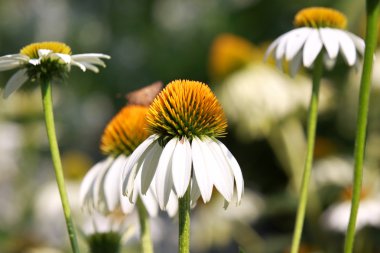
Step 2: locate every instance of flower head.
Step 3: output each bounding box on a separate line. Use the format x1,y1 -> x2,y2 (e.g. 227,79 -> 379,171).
265,7 -> 364,75
122,80 -> 244,210
80,105 -> 178,217
0,41 -> 110,98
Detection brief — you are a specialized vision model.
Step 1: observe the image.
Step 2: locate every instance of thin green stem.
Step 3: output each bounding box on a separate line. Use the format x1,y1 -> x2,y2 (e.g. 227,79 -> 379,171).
178,189 -> 191,253
137,199 -> 154,253
344,0 -> 380,252
40,81 -> 80,253
290,55 -> 323,253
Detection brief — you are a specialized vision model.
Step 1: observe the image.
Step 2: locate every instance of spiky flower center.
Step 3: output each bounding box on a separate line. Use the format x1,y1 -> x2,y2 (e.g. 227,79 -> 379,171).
146,80 -> 227,142
100,105 -> 149,157
20,41 -> 72,59
294,7 -> 347,29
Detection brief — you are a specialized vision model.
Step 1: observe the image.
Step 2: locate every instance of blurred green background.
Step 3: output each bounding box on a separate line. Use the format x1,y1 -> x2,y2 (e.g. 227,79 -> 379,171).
2,0 -> 380,253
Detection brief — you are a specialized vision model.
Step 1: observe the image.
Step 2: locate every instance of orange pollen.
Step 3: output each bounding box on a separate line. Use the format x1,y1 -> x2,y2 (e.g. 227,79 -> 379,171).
100,105 -> 149,156
340,187 -> 369,201
146,79 -> 227,141
294,7 -> 347,29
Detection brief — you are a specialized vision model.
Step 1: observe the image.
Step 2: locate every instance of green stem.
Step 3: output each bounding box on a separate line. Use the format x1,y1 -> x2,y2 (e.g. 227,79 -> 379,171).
40,81 -> 80,253
137,199 -> 154,253
178,189 -> 191,253
344,0 -> 380,252
290,55 -> 323,253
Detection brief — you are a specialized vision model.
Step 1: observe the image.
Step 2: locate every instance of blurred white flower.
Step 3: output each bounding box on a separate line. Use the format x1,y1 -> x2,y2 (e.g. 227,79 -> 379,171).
215,62 -> 333,140
312,156 -> 353,188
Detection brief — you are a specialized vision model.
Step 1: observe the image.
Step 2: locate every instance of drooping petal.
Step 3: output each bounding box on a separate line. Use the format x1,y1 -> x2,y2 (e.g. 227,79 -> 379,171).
122,135 -> 158,197
166,191 -> 179,217
285,27 -> 311,60
201,137 -> 234,202
155,138 -> 177,209
71,61 -> 87,72
78,62 -> 100,73
190,178 -> 201,208
319,28 -> 340,59
264,34 -> 285,60
140,188 -> 159,217
172,137 -> 192,197
216,139 -> 244,204
71,53 -> 111,62
337,30 -> 357,66
0,60 -> 23,71
303,29 -> 323,68
192,137 -> 213,203
103,155 -> 128,211
93,158 -> 114,212
3,69 -> 28,98
80,161 -> 105,210
140,142 -> 163,194
289,50 -> 303,77
347,32 -> 365,57
54,53 -> 72,64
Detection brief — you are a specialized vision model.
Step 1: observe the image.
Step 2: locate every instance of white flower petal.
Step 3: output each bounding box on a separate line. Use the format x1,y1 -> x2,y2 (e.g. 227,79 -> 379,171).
93,158 -> 114,212
54,53 -> 72,64
319,28 -> 340,59
0,60 -> 23,71
289,50 -> 303,77
140,142 -> 162,194
285,27 -> 311,60
190,178 -> 201,208
192,137 -> 213,203
103,155 -> 127,212
172,137 -> 192,197
38,49 -> 52,57
166,191 -> 179,217
71,61 -> 87,72
28,59 -> 40,65
202,137 -> 234,202
71,53 -> 111,61
155,138 -> 177,209
337,30 -> 357,66
80,161 -> 104,210
303,29 -> 323,67
347,32 -> 365,57
275,36 -> 288,60
3,69 -> 28,98
79,62 -> 100,73
141,188 -> 159,217
216,139 -> 244,204
264,34 -> 285,60
120,195 -> 135,213
122,135 -> 158,197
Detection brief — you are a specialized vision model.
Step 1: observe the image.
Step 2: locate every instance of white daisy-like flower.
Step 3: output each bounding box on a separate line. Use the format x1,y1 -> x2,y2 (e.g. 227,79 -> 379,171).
265,7 -> 364,76
122,80 -> 244,210
322,187 -> 380,232
0,41 -> 110,98
80,105 -> 178,217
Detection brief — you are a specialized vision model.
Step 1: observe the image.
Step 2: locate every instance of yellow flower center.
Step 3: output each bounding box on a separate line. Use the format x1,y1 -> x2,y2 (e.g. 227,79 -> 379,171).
100,105 -> 150,156
20,41 -> 72,59
294,7 -> 347,29
146,80 -> 227,141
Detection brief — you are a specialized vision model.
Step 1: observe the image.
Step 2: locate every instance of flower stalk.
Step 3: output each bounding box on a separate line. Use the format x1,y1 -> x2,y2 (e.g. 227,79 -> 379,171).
344,0 -> 380,252
178,188 -> 191,253
290,54 -> 323,253
137,199 -> 154,253
41,80 -> 80,253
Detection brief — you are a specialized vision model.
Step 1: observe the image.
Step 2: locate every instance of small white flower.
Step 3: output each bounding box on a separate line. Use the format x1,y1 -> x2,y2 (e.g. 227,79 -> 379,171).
265,7 -> 364,76
322,197 -> 380,232
122,80 -> 244,209
0,41 -> 110,98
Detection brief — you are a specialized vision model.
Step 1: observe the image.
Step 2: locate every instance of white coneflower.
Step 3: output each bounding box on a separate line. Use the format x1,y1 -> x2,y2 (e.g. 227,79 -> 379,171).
265,7 -> 364,76
80,105 -> 177,217
122,80 -> 244,209
322,187 -> 380,232
0,41 -> 110,98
